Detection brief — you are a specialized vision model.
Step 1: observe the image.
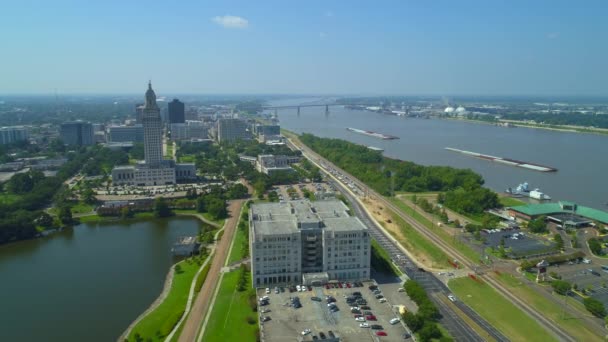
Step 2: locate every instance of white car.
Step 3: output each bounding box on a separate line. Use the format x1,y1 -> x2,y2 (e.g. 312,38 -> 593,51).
379,298 -> 387,303
359,323 -> 370,328
389,317 -> 400,325
265,288 -> 270,294
355,316 -> 366,322
448,294 -> 456,302
301,329 -> 311,336
296,285 -> 301,291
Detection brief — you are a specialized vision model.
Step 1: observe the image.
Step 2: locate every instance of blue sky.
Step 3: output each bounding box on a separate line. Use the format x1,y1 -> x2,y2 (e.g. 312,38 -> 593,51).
1,0 -> 607,95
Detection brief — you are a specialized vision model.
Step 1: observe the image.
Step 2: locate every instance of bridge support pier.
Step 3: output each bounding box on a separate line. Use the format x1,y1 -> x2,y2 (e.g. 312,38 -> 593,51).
297,106 -> 300,116
325,105 -> 329,116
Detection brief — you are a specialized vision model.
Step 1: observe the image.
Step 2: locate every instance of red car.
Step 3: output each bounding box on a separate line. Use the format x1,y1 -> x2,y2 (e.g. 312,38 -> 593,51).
346,283 -> 352,288
338,283 -> 343,288
375,331 -> 387,336
365,315 -> 377,321
325,284 -> 330,289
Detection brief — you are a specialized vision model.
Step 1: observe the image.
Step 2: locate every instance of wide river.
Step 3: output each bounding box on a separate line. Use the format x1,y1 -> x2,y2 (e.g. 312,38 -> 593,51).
0,217 -> 200,342
271,98 -> 608,210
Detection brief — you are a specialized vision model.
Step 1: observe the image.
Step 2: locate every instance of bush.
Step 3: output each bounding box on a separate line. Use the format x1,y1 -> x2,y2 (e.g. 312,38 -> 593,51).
194,260 -> 212,293
551,280 -> 571,295
583,297 -> 606,317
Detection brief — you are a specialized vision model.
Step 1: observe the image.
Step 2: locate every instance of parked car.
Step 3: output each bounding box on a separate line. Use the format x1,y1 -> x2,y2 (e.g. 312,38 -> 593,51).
311,296 -> 322,302
319,332 -> 326,339
301,329 -> 311,336
379,298 -> 387,303
265,288 -> 270,294
365,315 -> 377,321
355,316 -> 366,322
376,331 -> 387,336
371,325 -> 383,330
389,317 -> 400,325
328,331 -> 335,338
359,323 -> 370,328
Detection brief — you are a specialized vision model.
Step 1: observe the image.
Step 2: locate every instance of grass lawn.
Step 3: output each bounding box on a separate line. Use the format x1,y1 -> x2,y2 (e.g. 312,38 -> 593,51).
227,225 -> 248,265
384,207 -> 450,268
71,201 -> 94,214
371,239 -> 402,276
202,270 -> 259,342
78,211 -> 155,223
389,197 -> 481,263
0,192 -> 20,204
449,277 -> 557,342
127,256 -> 207,341
499,196 -> 526,207
495,273 -> 602,342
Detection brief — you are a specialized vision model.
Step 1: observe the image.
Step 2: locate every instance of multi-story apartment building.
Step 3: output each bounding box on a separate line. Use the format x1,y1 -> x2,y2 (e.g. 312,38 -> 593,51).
0,126 -> 28,145
249,199 -> 370,287
217,118 -> 250,143
107,124 -> 144,142
60,121 -> 94,146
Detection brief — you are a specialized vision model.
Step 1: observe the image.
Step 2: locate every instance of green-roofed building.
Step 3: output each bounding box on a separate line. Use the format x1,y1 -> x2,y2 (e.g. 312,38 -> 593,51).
508,201 -> 608,227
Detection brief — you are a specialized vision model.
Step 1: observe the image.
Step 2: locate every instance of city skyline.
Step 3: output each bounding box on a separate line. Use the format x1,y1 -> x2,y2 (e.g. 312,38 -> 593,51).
1,1 -> 607,96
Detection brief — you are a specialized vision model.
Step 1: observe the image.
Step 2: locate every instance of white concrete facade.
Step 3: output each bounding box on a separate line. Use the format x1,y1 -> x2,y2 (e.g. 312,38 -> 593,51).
249,199 -> 370,287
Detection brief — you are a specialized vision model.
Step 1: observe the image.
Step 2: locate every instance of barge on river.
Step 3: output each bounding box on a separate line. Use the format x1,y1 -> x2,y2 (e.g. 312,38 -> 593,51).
346,127 -> 399,140
445,147 -> 557,172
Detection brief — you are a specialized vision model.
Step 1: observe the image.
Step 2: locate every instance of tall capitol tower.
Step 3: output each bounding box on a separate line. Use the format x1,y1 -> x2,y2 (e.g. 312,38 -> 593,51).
142,81 -> 163,168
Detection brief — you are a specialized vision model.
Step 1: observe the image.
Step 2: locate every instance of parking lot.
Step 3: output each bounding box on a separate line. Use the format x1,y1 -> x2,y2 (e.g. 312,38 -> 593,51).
551,262 -> 608,307
274,182 -> 336,202
481,228 -> 557,257
257,280 -> 410,342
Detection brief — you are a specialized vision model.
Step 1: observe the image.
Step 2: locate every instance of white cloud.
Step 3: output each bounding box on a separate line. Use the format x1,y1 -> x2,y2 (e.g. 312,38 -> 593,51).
212,15 -> 249,29
547,32 -> 559,39
319,32 -> 328,39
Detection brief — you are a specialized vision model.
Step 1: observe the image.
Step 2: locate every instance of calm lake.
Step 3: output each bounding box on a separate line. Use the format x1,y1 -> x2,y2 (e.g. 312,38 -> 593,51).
0,217 -> 200,342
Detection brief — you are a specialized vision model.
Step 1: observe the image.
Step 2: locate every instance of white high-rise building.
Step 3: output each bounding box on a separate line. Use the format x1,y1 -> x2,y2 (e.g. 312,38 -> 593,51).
249,199 -> 371,287
111,82 -> 196,186
142,82 -> 163,168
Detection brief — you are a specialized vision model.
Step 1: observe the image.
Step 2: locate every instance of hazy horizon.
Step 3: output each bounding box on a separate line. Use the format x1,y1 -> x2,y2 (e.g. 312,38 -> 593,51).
1,1 -> 607,96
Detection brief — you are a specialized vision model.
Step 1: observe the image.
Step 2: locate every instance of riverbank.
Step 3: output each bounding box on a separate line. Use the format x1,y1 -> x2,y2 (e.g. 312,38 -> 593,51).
444,116 -> 608,136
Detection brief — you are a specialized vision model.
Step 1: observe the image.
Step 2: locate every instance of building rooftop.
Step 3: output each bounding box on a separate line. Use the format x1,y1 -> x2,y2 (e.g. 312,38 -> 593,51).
251,199 -> 367,236
509,201 -> 608,224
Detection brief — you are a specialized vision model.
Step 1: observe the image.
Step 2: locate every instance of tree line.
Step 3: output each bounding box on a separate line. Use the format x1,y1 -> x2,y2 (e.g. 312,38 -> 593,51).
300,134 -> 500,215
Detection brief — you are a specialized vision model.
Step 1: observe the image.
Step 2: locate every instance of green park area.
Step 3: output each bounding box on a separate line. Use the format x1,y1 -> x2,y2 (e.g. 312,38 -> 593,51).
202,268 -> 259,342
449,277 -> 557,342
499,196 -> 526,207
126,255 -> 209,342
227,205 -> 250,265
494,273 -> 602,342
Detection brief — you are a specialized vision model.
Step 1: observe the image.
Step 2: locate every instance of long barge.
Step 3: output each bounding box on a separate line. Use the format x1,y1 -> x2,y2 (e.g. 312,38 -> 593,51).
346,127 -> 399,140
445,147 -> 558,172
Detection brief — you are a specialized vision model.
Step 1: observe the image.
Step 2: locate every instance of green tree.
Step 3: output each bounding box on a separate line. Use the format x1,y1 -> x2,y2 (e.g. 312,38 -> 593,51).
207,198 -> 228,220
588,238 -> 604,256
58,206 -> 73,225
528,216 -> 548,233
154,197 -> 173,218
36,212 -> 54,228
583,297 -> 606,317
196,197 -> 206,213
120,206 -> 134,219
82,187 -> 97,205
551,280 -> 572,295
554,233 -> 564,250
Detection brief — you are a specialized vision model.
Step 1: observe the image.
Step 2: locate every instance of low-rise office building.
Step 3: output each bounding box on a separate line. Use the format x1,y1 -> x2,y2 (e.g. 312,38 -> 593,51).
256,154 -> 300,175
249,199 -> 371,287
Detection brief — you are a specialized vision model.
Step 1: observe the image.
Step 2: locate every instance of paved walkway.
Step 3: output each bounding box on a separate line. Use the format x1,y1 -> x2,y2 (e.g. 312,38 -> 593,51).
177,199 -> 245,342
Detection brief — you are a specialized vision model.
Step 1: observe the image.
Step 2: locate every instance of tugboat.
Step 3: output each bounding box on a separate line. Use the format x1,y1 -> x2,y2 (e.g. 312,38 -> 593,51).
505,182 -> 551,200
